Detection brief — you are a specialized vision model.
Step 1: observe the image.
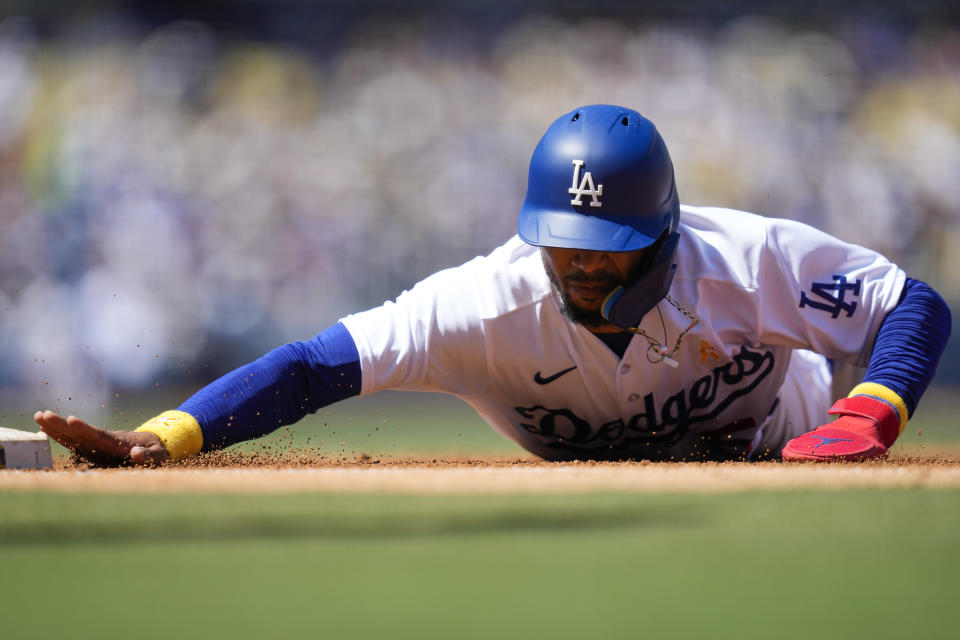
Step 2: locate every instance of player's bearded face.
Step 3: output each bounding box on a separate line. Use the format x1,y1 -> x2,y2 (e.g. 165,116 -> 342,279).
541,247 -> 648,330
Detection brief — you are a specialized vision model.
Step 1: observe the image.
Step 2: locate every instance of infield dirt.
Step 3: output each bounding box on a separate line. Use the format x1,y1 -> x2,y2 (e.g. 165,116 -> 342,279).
2,450 -> 959,494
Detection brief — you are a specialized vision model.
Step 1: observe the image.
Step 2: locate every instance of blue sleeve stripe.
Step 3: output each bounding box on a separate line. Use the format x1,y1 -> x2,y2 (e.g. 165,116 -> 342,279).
177,322 -> 362,451
862,278 -> 952,417
857,393 -> 903,421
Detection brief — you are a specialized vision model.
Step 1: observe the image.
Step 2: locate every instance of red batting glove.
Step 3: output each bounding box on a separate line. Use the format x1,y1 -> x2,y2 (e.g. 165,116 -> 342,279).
782,395 -> 902,462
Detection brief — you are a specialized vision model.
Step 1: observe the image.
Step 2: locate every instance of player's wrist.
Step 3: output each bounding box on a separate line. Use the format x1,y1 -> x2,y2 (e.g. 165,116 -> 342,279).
828,385 -> 905,448
845,382 -> 908,437
134,410 -> 203,460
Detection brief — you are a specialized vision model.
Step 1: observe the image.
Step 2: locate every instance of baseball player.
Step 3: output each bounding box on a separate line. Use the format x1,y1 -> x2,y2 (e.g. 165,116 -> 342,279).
35,104 -> 951,465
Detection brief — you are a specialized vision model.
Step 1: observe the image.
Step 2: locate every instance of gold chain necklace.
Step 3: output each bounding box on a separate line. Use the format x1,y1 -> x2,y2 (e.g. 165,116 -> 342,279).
622,295 -> 700,367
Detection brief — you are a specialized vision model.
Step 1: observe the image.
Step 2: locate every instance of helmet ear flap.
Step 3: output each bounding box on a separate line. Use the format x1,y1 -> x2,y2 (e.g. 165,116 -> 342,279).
601,231 -> 680,329
633,227 -> 672,279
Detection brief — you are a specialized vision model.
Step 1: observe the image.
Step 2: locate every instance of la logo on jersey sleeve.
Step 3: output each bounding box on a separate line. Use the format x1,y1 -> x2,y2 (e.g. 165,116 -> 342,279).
799,274 -> 862,319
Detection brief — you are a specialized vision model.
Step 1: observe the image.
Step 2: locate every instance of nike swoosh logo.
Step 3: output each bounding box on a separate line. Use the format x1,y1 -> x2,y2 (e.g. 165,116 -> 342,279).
534,365 -> 578,385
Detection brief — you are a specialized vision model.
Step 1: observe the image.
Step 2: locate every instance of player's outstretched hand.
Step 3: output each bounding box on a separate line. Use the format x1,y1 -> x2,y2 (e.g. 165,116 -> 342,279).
33,410 -> 170,466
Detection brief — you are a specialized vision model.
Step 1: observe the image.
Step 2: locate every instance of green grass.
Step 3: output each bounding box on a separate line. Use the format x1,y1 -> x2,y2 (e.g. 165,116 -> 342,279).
1,489 -> 958,639
2,387 -> 956,638
256,390 -> 514,457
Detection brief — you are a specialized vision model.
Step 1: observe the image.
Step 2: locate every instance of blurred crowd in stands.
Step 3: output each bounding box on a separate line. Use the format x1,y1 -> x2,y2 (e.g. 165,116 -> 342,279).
0,9 -> 958,415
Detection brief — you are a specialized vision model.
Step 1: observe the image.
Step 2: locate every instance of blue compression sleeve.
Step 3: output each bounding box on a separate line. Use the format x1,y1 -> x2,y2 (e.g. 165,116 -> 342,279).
176,321 -> 362,450
861,278 -> 951,417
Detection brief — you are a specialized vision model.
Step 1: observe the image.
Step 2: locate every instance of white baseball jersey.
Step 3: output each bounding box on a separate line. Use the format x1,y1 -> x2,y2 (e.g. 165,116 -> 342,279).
341,205 -> 906,461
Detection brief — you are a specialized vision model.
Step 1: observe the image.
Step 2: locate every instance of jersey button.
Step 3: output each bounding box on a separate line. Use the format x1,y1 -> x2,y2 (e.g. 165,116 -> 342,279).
628,393 -> 640,401
620,364 -> 631,374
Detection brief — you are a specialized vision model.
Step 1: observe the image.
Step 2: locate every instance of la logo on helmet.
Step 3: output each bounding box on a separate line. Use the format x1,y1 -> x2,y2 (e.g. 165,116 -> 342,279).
568,160 -> 603,207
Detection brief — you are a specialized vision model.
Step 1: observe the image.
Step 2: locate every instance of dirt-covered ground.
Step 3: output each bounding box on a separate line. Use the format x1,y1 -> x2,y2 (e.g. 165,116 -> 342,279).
2,450 -> 959,494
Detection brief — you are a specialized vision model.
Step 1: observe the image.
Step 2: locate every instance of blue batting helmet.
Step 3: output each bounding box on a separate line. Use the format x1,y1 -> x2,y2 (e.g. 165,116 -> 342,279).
518,105 -> 682,328
518,104 -> 679,252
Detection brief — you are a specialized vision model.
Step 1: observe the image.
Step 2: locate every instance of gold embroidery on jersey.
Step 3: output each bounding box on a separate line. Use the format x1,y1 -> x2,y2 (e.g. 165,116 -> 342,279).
699,341 -> 721,363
